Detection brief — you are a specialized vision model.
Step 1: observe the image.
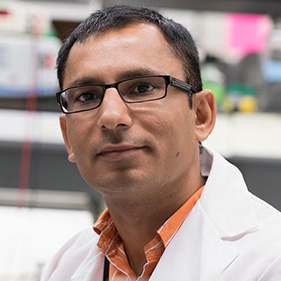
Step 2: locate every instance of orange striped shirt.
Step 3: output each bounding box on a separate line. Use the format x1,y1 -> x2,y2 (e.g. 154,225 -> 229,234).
93,186 -> 204,281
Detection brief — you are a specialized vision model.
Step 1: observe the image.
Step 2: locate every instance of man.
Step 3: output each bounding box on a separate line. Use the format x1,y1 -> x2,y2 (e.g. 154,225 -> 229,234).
41,5 -> 281,281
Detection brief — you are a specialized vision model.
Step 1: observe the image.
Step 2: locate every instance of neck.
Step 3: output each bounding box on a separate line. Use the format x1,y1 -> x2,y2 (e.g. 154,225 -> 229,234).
103,175 -> 205,276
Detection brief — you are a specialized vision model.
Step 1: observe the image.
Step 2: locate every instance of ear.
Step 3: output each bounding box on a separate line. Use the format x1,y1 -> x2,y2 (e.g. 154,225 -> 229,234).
59,115 -> 76,163
193,89 -> 216,142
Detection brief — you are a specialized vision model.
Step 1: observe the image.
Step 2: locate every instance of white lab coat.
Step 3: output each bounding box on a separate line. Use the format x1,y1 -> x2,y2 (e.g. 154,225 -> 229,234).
40,147 -> 281,281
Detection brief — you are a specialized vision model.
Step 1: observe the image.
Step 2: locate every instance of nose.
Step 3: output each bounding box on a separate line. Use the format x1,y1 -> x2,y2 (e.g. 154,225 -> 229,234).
96,88 -> 133,131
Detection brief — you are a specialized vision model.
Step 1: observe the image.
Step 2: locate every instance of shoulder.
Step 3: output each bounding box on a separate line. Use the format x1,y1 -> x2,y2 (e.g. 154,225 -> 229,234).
248,192 -> 281,247
249,193 -> 281,251
197,147 -> 281,279
222,195 -> 281,280
257,255 -> 281,281
40,227 -> 101,281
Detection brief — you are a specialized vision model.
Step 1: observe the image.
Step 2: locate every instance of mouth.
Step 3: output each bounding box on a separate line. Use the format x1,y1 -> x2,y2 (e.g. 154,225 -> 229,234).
97,145 -> 145,160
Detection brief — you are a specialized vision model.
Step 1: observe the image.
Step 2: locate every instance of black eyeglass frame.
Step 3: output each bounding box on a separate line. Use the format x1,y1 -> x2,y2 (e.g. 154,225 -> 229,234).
56,75 -> 195,114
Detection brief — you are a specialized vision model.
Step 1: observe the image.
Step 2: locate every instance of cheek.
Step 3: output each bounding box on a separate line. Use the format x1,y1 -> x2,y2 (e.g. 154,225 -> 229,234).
67,121 -> 97,183
166,110 -> 197,156
139,106 -> 195,154
67,117 -> 97,158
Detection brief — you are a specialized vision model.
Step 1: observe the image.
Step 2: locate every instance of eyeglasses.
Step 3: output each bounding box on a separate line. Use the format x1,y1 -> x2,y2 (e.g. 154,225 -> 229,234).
56,75 -> 195,114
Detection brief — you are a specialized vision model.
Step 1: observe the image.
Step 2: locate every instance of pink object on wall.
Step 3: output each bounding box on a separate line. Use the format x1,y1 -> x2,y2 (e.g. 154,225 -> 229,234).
227,14 -> 272,58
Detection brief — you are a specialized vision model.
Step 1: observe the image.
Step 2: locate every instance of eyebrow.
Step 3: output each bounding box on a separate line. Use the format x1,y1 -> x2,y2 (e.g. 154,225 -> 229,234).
116,68 -> 159,81
67,77 -> 99,88
66,68 -> 160,89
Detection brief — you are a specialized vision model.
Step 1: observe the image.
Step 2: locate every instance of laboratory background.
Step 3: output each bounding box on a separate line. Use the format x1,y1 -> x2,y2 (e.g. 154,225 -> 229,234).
0,0 -> 281,280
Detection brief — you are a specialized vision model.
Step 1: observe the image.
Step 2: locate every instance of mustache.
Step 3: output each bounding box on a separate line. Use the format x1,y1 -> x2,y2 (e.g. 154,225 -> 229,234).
92,130 -> 153,155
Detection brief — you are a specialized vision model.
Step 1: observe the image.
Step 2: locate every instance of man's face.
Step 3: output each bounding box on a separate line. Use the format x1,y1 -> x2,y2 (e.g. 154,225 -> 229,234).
60,23 -> 204,200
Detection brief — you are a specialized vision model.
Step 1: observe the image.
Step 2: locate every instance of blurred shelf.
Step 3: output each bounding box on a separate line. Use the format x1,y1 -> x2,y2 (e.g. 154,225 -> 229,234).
0,96 -> 60,112
204,112 -> 281,159
0,187 -> 91,210
106,0 -> 281,16
21,0 -> 101,22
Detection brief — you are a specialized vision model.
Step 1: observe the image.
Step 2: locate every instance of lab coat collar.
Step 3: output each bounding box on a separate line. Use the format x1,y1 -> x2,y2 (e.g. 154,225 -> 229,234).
200,146 -> 259,239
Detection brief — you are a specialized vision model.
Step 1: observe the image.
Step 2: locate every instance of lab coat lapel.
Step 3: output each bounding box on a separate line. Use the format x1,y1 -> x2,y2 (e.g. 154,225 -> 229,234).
150,202 -> 239,281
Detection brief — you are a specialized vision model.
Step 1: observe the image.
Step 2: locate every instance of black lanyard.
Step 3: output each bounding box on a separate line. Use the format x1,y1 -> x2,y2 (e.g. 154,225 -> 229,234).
103,257 -> 110,281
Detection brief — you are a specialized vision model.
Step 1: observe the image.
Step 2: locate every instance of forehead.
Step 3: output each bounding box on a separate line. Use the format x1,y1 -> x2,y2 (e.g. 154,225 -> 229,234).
63,23 -> 184,88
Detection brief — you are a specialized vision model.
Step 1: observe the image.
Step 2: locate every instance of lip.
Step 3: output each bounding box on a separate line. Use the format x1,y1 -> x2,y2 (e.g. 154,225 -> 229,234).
97,144 -> 145,160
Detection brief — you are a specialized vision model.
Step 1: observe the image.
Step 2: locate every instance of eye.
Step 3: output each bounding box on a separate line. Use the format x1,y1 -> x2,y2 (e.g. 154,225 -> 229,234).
75,90 -> 102,103
132,82 -> 155,94
78,92 -> 96,102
